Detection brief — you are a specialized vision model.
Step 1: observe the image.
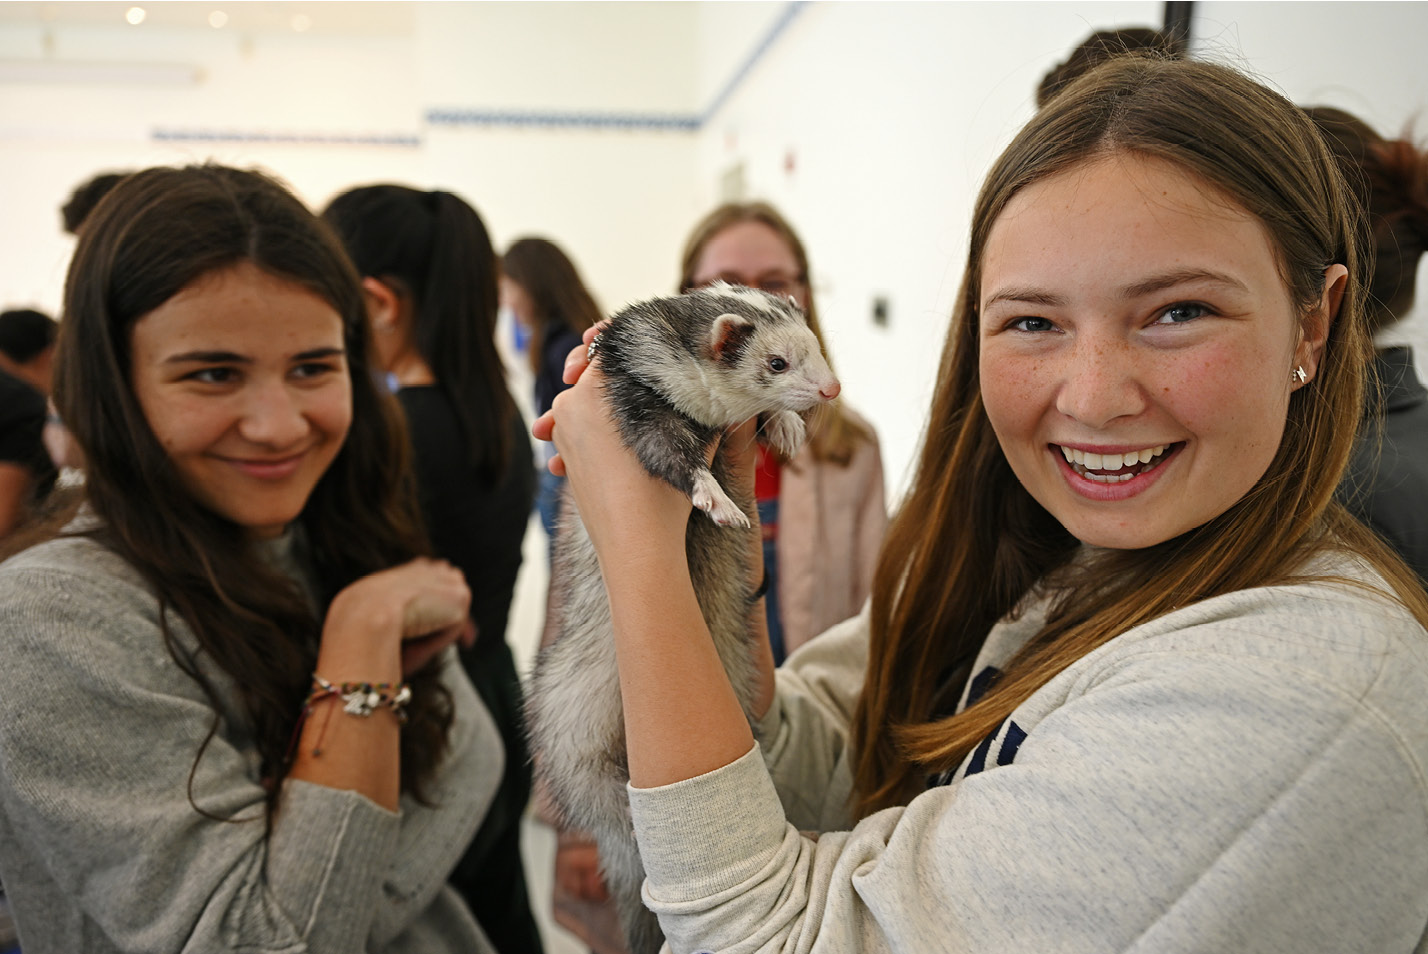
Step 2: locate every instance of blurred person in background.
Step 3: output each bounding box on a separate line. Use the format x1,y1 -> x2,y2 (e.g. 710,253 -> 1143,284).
0,308 -> 59,537
1305,106 -> 1428,585
323,184 -> 542,954
499,237 -> 602,552
678,202 -> 887,662
60,170 -> 133,237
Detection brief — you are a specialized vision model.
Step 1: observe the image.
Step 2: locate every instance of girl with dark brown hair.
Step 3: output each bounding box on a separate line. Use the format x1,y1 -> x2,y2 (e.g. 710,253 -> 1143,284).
499,237 -> 602,547
0,164 -> 503,953
1305,106 -> 1428,585
537,56 -> 1428,952
323,183 -> 542,954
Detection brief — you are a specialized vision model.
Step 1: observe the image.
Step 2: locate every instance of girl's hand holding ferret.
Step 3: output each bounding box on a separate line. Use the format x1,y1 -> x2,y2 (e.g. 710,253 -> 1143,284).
535,323 -> 771,602
532,322 -> 605,477
545,359 -> 693,560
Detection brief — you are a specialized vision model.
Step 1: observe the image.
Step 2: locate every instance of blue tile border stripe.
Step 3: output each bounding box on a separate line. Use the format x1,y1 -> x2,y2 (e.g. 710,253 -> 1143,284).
422,109 -> 700,131
150,129 -> 422,147
150,1 -> 805,144
425,0 -> 806,132
698,0 -> 805,125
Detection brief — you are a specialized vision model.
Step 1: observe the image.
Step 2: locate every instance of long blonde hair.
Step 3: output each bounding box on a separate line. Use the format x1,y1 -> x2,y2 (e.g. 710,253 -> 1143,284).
679,201 -> 872,465
852,55 -> 1428,817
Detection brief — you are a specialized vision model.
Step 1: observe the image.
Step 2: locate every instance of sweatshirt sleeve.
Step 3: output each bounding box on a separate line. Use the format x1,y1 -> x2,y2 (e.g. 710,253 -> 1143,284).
631,619 -> 1428,954
753,610 -> 869,832
0,555 -> 497,953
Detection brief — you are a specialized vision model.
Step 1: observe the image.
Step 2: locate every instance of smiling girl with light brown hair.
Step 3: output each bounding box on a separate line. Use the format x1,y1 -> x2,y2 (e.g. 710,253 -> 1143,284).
537,54 -> 1428,953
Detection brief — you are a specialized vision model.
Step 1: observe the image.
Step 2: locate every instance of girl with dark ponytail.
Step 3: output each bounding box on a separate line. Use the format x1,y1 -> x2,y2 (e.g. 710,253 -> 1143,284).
322,184 -> 542,954
0,164 -> 504,952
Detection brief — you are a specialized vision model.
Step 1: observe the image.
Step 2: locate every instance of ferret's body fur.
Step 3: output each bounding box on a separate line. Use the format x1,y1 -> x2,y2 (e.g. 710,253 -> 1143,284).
525,284 -> 839,954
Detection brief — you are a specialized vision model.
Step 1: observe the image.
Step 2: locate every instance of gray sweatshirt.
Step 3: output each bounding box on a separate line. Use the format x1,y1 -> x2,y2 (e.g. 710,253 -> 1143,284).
628,553 -> 1428,953
0,533 -> 503,953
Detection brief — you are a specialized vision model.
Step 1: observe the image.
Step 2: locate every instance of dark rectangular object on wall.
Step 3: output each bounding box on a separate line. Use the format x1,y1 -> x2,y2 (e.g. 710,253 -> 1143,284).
1164,1 -> 1194,53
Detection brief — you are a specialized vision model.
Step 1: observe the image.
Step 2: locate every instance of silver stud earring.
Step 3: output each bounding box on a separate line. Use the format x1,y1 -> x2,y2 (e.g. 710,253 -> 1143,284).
1292,366 -> 1308,385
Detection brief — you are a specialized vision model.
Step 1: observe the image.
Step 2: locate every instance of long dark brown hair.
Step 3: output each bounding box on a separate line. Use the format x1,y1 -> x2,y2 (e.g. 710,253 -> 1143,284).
322,184 -> 518,487
52,164 -> 452,815
499,236 -> 603,374
852,56 -> 1428,817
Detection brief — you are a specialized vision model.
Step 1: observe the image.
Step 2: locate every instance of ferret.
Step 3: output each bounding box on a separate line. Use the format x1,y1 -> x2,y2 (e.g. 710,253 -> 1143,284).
525,283 -> 841,954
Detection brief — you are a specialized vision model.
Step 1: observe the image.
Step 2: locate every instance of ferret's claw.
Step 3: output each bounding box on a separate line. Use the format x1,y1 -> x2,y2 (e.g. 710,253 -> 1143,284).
692,473 -> 750,528
710,504 -> 751,528
763,410 -> 806,457
690,473 -> 722,515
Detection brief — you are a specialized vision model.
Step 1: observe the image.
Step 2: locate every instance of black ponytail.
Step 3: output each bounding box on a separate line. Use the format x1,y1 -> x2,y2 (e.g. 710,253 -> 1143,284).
323,185 -> 515,483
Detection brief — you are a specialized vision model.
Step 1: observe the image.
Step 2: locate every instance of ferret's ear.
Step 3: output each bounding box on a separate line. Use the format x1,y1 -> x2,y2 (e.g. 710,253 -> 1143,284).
709,313 -> 755,364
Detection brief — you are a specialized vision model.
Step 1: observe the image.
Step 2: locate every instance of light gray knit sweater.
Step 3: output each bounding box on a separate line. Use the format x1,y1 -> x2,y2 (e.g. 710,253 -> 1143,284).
0,533 -> 503,953
630,554 -> 1428,953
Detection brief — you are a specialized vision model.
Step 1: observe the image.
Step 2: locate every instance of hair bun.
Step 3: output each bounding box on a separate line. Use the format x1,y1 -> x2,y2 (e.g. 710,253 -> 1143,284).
1371,137 -> 1428,246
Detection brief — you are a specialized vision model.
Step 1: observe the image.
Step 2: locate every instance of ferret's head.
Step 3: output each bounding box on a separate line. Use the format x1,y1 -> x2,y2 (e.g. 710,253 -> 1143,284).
694,282 -> 841,418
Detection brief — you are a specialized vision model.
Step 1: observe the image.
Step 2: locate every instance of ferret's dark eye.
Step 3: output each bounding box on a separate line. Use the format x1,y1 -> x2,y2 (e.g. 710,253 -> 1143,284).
769,357 -> 789,373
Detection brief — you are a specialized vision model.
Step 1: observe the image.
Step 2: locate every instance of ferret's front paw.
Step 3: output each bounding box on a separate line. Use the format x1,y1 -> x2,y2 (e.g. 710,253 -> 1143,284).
692,472 -> 751,528
762,410 -> 807,456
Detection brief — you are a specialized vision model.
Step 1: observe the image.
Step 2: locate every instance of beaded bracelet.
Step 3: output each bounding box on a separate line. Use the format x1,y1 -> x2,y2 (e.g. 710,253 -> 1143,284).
285,675 -> 414,762
305,675 -> 413,723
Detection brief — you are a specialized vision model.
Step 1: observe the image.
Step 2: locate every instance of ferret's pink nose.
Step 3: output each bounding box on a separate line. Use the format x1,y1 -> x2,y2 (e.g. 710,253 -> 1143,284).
820,380 -> 841,401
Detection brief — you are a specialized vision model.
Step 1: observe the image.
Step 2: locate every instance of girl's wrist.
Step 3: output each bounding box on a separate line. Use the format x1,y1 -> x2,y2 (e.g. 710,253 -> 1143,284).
597,532 -> 690,601
319,597 -> 403,673
314,628 -> 402,686
578,484 -> 690,556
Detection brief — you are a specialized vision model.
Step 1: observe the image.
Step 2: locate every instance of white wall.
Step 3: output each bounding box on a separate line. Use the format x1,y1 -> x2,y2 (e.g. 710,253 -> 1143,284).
3,0 -> 1427,659
412,2 -> 709,313
0,13 -> 426,309
1191,0 -> 1428,362
0,1 -> 715,319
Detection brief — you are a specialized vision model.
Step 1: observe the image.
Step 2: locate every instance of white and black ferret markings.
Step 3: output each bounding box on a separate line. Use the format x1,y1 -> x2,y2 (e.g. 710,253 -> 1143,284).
525,282 -> 841,954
